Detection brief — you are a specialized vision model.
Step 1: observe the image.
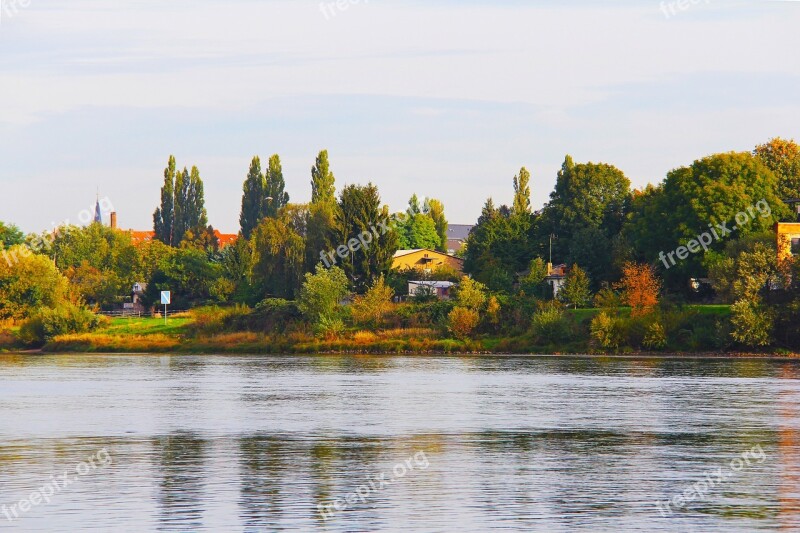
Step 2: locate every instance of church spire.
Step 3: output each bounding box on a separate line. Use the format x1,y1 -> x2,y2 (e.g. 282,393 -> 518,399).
94,190 -> 102,224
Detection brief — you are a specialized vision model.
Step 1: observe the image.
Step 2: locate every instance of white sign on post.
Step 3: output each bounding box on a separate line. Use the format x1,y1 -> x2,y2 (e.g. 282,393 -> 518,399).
161,291 -> 171,324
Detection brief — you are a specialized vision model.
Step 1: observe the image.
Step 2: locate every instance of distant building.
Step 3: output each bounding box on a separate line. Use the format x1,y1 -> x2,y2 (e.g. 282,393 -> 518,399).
408,280 -> 456,300
104,210 -> 238,249
392,249 -> 464,275
446,224 -> 473,255
130,282 -> 148,312
544,263 -> 568,298
777,199 -> 800,261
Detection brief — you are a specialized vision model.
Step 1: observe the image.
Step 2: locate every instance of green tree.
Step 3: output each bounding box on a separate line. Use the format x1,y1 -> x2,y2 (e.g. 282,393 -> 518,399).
0,222 -> 24,248
265,154 -> 290,218
249,216 -> 305,299
49,223 -> 140,308
454,276 -> 487,311
558,264 -> 592,308
519,257 -> 552,298
397,201 -> 440,250
332,183 -> 398,292
144,246 -> 223,308
153,156 -> 176,245
220,236 -> 254,304
754,137 -> 800,202
426,198 -> 448,252
463,197 -> 531,292
540,155 -> 631,264
0,246 -> 71,319
175,166 -> 208,246
311,150 -> 336,205
351,276 -> 394,327
626,152 -> 789,286
240,156 -> 267,240
297,264 -> 350,326
512,167 -> 531,216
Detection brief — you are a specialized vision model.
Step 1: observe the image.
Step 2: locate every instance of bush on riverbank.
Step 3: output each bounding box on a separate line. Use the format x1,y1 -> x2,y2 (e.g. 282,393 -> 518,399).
18,304 -> 107,346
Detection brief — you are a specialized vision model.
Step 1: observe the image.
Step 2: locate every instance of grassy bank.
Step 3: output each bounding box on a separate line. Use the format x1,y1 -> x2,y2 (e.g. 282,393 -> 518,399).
26,304 -> 793,357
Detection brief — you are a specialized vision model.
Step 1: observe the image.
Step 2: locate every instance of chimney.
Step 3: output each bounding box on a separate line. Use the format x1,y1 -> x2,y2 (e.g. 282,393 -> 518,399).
110,212 -> 117,229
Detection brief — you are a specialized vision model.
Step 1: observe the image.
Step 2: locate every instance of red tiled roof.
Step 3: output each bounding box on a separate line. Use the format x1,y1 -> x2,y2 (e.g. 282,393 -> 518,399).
124,229 -> 238,248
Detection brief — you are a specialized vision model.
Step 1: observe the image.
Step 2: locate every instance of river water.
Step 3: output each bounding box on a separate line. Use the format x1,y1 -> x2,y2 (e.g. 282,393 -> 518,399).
0,354 -> 798,532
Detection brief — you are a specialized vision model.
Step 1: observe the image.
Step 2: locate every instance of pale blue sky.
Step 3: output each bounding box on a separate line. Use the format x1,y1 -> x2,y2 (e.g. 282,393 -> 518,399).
1,0 -> 799,233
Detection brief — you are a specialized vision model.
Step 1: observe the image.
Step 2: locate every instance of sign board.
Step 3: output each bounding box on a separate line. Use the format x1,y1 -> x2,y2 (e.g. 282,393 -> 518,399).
161,291 -> 171,305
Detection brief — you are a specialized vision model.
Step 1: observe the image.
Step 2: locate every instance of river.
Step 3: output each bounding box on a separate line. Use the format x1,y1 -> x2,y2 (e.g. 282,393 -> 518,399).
0,354 -> 798,532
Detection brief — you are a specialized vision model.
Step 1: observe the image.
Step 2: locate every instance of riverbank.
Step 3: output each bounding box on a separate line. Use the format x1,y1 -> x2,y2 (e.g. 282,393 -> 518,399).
2,309 -> 796,357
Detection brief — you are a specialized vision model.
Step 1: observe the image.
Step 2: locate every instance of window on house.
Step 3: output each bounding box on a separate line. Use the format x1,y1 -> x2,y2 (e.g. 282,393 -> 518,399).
792,238 -> 800,255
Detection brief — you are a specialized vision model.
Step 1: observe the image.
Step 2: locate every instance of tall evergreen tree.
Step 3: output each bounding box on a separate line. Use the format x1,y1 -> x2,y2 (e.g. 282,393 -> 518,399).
265,154 -> 290,218
153,156 -> 176,246
311,150 -> 336,205
239,156 -> 266,240
333,183 -> 398,292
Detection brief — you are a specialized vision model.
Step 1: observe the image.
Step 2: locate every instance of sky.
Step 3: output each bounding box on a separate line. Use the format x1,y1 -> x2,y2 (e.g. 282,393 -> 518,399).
1,0 -> 799,234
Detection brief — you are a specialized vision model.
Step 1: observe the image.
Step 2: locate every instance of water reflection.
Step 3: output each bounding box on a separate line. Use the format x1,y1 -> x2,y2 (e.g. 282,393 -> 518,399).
153,433 -> 207,531
0,354 -> 799,531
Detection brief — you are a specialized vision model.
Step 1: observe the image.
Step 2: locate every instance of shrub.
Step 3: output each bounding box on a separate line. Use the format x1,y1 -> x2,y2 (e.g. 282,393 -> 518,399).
593,288 -> 622,310
189,305 -> 251,335
448,307 -> 479,339
18,304 -> 105,346
590,311 -> 624,350
249,299 -> 302,331
730,300 -> 774,347
351,276 -> 394,327
643,321 -> 667,350
531,302 -> 569,344
315,315 -> 345,340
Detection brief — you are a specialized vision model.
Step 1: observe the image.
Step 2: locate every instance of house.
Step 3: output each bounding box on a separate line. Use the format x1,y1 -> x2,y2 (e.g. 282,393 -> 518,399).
392,248 -> 465,275
777,199 -> 800,261
544,263 -> 568,298
127,282 -> 148,313
446,224 -> 473,255
105,210 -> 238,249
408,280 -> 456,300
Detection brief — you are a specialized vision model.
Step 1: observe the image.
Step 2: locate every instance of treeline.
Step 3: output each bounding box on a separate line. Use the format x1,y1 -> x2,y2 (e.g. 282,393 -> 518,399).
2,138 -> 800,351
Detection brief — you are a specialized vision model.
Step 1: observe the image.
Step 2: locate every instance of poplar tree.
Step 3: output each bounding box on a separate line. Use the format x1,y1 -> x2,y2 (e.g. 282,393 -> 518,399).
513,167 -> 531,216
307,150 -> 337,270
153,156 -> 176,246
264,154 -> 289,218
239,156 -> 266,240
172,167 -> 189,246
311,150 -> 336,205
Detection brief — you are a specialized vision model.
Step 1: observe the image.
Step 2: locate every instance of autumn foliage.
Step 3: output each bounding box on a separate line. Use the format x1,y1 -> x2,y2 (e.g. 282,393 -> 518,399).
616,262 -> 661,317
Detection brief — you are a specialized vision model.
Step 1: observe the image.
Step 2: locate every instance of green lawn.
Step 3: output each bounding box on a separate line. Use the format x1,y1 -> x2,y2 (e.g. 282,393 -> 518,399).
101,316 -> 192,336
